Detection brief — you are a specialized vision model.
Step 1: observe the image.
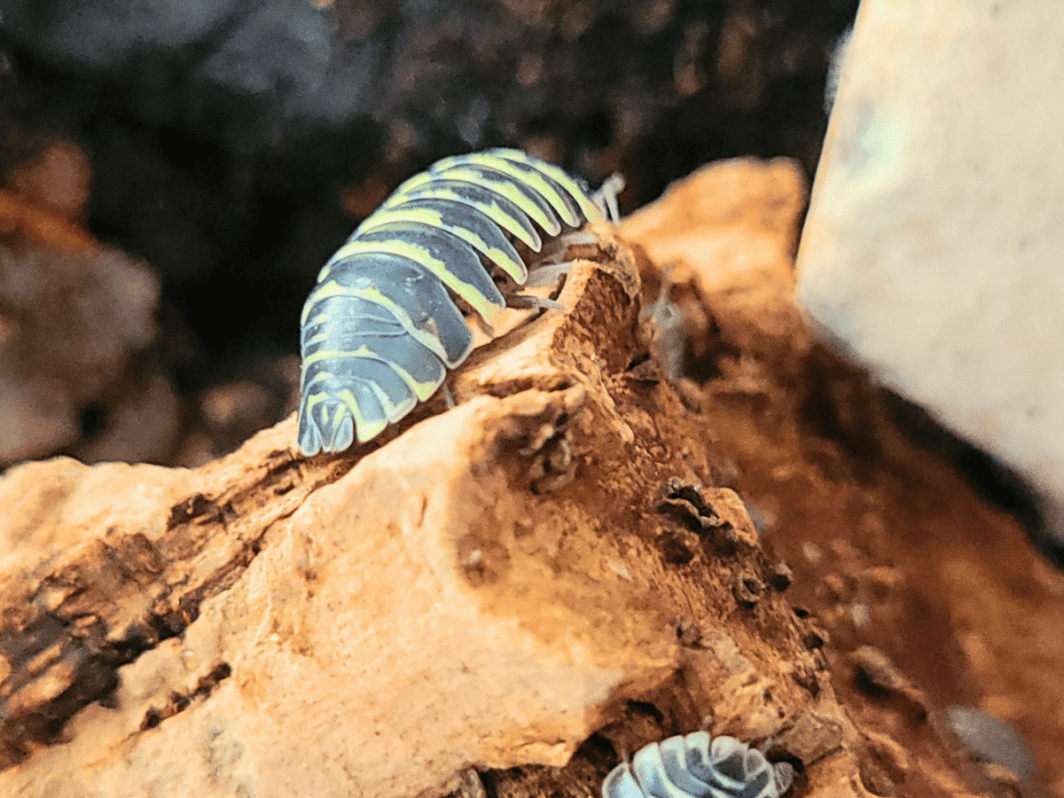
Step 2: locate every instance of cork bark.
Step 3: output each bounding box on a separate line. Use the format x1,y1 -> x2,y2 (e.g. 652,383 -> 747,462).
2,159 -> 1055,798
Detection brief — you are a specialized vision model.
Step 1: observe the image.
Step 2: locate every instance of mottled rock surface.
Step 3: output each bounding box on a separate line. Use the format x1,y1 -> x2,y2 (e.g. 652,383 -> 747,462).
796,1 -> 1064,548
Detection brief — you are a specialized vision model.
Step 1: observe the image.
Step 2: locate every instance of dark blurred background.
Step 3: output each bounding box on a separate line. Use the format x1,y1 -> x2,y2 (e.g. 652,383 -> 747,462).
0,0 -> 857,466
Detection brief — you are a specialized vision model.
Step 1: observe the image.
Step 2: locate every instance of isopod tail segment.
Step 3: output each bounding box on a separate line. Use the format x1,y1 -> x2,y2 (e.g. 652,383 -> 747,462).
602,732 -> 795,798
297,148 -> 624,456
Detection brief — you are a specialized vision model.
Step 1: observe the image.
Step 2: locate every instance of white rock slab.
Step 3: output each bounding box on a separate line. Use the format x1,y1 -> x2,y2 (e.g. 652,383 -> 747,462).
797,0 -> 1064,539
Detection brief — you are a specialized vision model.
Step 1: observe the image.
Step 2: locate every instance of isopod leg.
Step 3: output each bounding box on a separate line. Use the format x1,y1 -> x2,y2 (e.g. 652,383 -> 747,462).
594,173 -> 625,222
506,294 -> 567,312
524,260 -> 575,289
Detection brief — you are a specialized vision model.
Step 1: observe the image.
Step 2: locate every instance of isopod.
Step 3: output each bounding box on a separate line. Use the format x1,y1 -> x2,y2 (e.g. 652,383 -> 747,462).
297,148 -> 622,455
602,732 -> 794,798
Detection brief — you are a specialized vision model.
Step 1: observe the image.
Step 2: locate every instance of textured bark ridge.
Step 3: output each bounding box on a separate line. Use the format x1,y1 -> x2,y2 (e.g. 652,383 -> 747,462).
0,163 -> 1039,798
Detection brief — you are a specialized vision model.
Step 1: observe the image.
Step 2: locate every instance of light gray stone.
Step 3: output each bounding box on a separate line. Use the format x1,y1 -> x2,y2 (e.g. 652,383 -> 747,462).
797,0 -> 1064,540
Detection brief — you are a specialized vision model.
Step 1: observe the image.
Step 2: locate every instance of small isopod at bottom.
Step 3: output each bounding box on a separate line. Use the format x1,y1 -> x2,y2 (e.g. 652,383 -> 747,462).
603,732 -> 794,798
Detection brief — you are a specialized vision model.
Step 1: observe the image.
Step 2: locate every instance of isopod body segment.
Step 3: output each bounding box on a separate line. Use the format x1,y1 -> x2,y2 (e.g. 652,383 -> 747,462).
297,148 -> 620,456
602,732 -> 794,798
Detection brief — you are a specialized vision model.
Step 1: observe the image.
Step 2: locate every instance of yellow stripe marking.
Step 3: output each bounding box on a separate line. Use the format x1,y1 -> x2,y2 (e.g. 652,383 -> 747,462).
491,149 -> 605,223
327,239 -> 503,324
431,165 -> 558,235
357,206 -> 527,282
448,154 -> 581,228
382,186 -> 540,251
